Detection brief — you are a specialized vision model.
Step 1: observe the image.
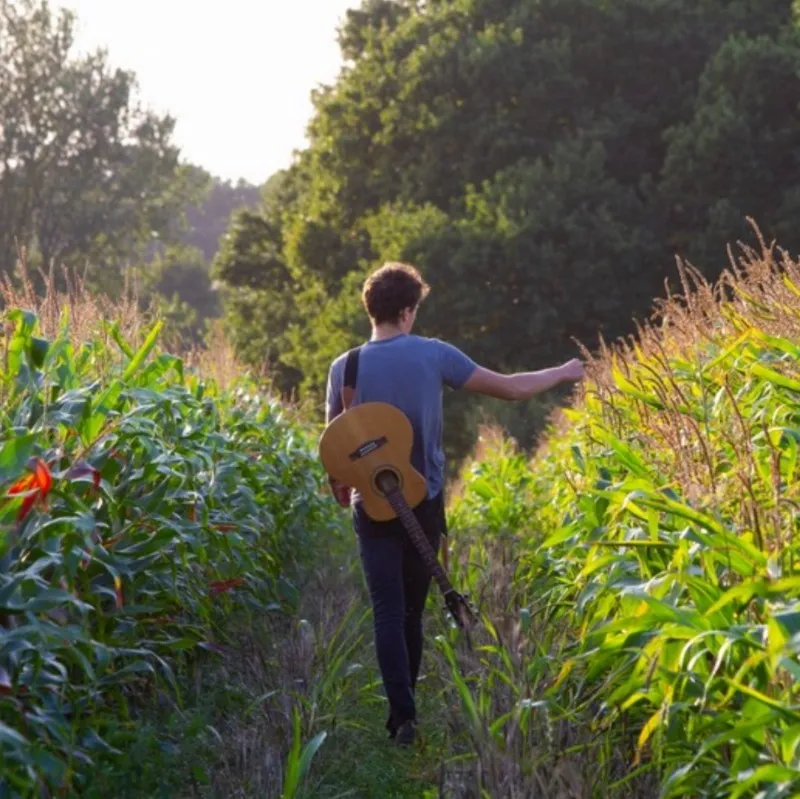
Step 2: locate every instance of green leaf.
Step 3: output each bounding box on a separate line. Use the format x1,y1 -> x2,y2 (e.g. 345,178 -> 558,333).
121,321 -> 163,382
297,731 -> 327,787
540,526 -> 577,548
29,336 -> 49,368
469,478 -> 495,502
750,362 -> 800,393
0,720 -> 28,746
722,677 -> 800,721
191,766 -> 210,785
729,764 -> 800,799
0,434 -> 35,481
107,322 -> 135,359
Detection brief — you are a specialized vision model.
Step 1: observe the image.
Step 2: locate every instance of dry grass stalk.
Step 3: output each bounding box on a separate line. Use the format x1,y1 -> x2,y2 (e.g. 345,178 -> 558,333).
530,220 -> 800,540
0,249 -> 276,399
183,319 -> 249,394
0,248 -> 149,349
436,534 -> 659,799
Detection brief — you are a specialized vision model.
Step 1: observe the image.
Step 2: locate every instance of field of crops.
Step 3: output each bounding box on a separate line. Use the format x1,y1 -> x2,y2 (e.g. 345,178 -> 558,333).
444,237 -> 800,797
5,234 -> 800,799
0,290 -> 340,796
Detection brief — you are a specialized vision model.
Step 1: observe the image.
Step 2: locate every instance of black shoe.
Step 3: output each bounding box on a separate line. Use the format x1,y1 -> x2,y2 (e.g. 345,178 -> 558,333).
394,720 -> 416,747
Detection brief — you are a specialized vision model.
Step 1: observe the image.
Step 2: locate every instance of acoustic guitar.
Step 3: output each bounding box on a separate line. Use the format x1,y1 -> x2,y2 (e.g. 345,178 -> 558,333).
318,401 -> 475,635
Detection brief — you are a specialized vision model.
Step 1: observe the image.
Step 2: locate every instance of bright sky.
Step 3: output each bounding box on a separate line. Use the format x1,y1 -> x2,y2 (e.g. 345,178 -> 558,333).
67,0 -> 357,185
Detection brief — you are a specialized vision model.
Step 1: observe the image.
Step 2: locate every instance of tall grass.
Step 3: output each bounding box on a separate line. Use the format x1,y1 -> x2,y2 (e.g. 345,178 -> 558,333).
0,263 -> 343,796
0,256 -> 148,350
444,225 -> 800,798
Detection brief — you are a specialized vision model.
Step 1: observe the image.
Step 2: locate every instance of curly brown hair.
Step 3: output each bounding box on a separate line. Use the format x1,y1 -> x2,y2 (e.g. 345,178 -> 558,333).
361,262 -> 430,324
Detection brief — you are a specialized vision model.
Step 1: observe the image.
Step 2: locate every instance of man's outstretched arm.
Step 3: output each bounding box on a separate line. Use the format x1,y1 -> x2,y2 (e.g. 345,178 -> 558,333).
462,358 -> 584,400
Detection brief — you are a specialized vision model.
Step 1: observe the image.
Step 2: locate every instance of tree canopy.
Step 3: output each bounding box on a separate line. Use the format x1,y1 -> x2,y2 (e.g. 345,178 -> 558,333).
0,0 -> 263,347
198,0 -> 800,465
0,0 -> 206,288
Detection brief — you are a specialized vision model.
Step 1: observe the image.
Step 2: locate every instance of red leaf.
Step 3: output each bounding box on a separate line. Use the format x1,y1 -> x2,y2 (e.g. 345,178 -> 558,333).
34,459 -> 52,496
209,577 -> 245,596
7,458 -> 52,521
17,494 -> 38,521
8,473 -> 36,496
66,462 -> 100,489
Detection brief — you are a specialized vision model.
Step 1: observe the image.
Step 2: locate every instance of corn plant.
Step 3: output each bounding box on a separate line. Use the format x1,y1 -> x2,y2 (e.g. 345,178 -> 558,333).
0,306 -> 340,797
445,242 -> 800,797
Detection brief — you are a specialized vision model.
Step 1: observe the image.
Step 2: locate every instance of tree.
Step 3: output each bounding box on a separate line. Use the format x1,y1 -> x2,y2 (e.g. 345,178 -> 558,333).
337,0 -> 415,62
210,170 -> 306,393
659,28 -> 800,268
214,0 -> 800,468
138,243 -> 220,346
0,0 -> 199,288
178,166 -> 262,261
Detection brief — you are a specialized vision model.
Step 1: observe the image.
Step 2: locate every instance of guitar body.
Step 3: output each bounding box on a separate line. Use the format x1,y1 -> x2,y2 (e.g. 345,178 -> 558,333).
318,402 -> 428,522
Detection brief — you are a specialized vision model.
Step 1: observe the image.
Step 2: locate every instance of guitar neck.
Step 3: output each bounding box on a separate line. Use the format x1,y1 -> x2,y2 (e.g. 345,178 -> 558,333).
384,487 -> 454,598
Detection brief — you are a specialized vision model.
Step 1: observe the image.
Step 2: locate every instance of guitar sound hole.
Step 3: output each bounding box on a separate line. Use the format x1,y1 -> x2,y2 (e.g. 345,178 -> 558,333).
374,467 -> 400,496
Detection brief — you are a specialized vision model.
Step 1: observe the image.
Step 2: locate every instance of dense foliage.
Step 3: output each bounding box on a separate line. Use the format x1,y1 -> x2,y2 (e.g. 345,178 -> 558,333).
0,1 -> 261,347
445,239 -> 800,797
0,0 -> 199,284
213,0 -> 800,466
140,172 -> 261,347
0,306 -> 339,796
6,1 -> 800,793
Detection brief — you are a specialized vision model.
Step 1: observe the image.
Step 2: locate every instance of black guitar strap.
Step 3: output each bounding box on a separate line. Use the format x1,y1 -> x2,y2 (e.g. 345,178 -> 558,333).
341,346 -> 361,410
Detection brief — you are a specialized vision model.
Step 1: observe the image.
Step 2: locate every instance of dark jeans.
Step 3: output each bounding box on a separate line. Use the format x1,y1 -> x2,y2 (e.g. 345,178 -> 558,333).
353,492 -> 446,734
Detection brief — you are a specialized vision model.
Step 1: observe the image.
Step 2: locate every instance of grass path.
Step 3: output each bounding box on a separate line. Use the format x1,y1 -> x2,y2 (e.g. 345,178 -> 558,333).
288,541 -> 473,799
79,523 -> 662,799
297,630 -> 454,799
79,527 -> 476,798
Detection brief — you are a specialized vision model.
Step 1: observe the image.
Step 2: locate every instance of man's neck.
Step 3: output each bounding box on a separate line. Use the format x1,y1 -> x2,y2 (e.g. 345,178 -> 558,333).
371,323 -> 406,341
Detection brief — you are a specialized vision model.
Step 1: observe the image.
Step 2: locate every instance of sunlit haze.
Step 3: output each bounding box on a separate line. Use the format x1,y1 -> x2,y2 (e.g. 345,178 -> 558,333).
67,0 -> 357,185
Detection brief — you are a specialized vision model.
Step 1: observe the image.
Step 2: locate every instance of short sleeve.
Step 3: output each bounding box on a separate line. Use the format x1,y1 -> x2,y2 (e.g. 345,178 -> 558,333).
435,339 -> 477,390
325,359 -> 344,423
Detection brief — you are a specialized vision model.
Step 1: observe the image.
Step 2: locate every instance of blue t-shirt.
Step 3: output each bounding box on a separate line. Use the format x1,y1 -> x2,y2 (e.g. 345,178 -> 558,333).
325,334 -> 477,499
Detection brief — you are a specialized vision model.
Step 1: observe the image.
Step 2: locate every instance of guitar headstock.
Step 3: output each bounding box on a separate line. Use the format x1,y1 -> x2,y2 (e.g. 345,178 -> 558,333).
444,589 -> 477,631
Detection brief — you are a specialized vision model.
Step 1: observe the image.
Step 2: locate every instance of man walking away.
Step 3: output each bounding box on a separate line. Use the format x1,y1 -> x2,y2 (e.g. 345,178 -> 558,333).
325,262 -> 584,746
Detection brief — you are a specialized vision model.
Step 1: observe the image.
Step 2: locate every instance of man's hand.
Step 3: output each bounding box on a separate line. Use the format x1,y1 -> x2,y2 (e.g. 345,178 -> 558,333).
559,357 -> 585,382
328,477 -> 352,508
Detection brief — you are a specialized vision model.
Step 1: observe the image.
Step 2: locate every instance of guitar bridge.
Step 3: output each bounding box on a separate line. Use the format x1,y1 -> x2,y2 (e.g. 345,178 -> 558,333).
348,436 -> 388,461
